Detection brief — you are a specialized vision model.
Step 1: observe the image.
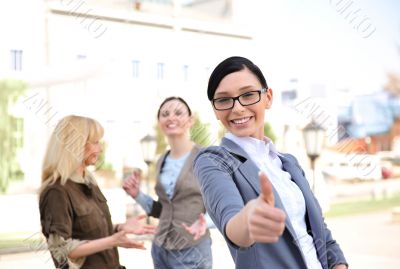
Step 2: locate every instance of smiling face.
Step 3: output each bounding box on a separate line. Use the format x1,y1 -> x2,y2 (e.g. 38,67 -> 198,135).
158,99 -> 193,137
212,68 -> 273,140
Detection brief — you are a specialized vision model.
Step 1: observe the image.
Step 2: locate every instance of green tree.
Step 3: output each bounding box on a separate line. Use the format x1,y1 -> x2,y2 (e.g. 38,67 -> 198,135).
217,122 -> 226,141
155,124 -> 168,155
190,113 -> 212,147
0,80 -> 26,193
264,122 -> 276,143
155,113 -> 212,151
95,141 -> 113,171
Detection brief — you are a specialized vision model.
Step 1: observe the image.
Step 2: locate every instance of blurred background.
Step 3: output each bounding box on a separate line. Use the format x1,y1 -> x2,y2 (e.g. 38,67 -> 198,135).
1,0 -> 400,268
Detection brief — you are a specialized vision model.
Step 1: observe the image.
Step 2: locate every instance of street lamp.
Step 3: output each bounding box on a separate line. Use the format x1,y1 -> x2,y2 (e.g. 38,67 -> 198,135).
140,134 -> 157,223
140,134 -> 157,192
303,120 -> 325,192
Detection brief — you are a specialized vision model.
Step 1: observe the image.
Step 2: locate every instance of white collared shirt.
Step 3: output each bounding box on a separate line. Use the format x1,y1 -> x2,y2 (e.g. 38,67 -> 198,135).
225,133 -> 323,269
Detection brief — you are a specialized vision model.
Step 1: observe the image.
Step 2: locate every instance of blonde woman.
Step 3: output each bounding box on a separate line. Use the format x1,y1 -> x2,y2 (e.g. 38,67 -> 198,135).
39,115 -> 156,269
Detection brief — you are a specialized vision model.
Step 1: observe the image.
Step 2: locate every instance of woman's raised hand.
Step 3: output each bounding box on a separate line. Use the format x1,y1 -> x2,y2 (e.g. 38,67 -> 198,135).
246,172 -> 286,243
182,213 -> 207,240
111,230 -> 146,249
122,170 -> 141,198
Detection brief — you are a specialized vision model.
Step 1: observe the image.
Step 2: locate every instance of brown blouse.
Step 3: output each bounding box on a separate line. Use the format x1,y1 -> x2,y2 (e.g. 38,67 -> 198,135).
39,179 -> 123,269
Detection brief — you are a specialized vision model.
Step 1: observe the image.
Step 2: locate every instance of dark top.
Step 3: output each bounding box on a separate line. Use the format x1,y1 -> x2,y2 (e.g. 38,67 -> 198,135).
39,180 -> 122,269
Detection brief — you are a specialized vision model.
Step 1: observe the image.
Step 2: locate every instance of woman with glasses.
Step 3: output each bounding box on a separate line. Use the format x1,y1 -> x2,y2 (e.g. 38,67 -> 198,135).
193,56 -> 348,269
123,97 -> 213,269
39,115 -> 156,269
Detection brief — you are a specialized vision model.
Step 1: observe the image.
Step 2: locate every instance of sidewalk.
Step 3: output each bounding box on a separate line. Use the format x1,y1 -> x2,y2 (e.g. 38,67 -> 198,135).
1,211 -> 399,269
328,177 -> 400,203
1,179 -> 399,268
0,229 -> 234,269
325,210 -> 400,269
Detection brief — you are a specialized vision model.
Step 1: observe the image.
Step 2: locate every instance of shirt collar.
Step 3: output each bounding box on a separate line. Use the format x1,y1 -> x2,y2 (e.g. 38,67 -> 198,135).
224,133 -> 280,159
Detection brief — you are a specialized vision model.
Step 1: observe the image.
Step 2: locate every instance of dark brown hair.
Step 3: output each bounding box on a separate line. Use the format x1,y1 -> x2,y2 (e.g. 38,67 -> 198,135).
207,56 -> 268,100
157,96 -> 192,119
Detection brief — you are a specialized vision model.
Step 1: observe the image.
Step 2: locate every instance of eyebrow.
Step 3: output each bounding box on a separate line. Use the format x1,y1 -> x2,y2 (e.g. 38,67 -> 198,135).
214,85 -> 257,98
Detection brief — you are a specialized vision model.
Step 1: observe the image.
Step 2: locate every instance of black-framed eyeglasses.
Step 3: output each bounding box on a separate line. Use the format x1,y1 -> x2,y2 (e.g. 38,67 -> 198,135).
212,88 -> 268,111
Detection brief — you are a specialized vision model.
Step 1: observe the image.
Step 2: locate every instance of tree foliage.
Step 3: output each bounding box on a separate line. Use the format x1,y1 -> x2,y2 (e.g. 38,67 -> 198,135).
95,141 -> 113,171
154,113 -> 212,154
0,80 -> 26,193
264,122 -> 277,143
155,124 -> 168,156
190,113 -> 212,147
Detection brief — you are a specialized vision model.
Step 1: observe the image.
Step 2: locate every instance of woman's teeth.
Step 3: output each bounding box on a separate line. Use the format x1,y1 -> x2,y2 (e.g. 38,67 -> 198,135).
232,117 -> 250,124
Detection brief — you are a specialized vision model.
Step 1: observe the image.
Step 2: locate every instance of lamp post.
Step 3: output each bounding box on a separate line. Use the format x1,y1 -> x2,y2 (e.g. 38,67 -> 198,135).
140,134 -> 157,223
303,120 -> 325,193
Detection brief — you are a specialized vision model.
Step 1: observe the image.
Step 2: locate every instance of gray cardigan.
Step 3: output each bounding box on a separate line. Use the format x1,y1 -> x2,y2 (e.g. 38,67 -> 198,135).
150,145 -> 210,250
193,138 -> 347,269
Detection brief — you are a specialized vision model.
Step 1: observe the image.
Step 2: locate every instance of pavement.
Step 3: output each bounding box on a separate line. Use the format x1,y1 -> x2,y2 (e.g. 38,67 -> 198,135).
0,229 -> 234,269
1,178 -> 400,268
326,210 -> 400,269
1,210 -> 400,269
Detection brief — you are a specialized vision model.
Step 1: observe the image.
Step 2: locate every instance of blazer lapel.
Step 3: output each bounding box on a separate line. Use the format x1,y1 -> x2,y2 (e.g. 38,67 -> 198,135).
279,155 -> 324,252
221,138 -> 261,194
221,138 -> 298,240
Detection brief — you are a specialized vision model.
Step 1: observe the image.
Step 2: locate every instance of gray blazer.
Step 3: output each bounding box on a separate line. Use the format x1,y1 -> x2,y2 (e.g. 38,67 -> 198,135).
193,138 -> 347,269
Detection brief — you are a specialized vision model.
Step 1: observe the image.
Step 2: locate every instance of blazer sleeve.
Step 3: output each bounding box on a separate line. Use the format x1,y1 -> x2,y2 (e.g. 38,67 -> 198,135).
193,147 -> 244,247
288,154 -> 348,268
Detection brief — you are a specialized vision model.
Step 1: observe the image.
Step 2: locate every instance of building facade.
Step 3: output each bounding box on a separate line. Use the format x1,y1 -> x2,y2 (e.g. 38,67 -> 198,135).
1,0 -> 257,190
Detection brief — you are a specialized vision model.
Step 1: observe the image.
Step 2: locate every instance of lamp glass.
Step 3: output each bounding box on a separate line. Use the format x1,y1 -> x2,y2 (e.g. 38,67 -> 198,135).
303,121 -> 325,158
140,134 -> 157,164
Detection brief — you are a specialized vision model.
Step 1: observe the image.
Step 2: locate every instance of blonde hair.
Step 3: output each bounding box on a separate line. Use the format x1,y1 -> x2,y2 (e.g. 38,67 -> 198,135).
40,115 -> 104,192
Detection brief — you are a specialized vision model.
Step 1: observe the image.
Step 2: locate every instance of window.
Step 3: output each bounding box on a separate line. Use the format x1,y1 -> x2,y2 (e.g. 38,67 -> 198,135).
10,50 -> 23,71
143,0 -> 172,4
132,60 -> 140,78
310,84 -> 326,98
156,62 -> 165,80
76,54 -> 87,60
281,90 -> 297,105
183,64 -> 189,81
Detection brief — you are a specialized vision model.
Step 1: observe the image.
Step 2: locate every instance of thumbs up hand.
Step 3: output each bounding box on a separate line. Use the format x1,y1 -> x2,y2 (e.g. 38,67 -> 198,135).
259,171 -> 275,206
246,171 -> 286,243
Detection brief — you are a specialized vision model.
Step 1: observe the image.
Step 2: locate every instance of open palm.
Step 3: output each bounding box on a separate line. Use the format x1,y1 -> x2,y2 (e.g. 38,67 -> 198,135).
182,213 -> 206,240
120,215 -> 156,235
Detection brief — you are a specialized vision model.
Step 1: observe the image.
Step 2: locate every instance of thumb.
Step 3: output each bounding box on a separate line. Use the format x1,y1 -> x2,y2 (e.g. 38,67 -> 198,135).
259,171 -> 274,206
199,213 -> 206,224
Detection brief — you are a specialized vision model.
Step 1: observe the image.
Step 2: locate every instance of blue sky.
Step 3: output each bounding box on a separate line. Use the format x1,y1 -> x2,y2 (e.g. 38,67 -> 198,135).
252,0 -> 400,95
